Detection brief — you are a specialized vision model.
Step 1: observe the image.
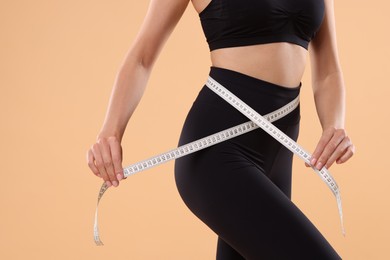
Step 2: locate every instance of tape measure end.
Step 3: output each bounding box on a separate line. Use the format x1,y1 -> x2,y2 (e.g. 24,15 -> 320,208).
95,240 -> 104,246
94,233 -> 104,246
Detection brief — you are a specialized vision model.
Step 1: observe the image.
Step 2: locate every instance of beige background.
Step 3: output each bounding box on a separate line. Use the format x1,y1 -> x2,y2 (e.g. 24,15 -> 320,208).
0,0 -> 389,259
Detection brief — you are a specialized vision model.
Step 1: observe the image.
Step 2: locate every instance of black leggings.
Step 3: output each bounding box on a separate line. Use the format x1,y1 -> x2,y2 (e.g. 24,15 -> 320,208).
174,67 -> 341,260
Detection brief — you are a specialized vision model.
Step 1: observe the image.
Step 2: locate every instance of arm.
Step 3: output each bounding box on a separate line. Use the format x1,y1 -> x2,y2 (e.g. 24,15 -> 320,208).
87,0 -> 190,188
307,0 -> 355,170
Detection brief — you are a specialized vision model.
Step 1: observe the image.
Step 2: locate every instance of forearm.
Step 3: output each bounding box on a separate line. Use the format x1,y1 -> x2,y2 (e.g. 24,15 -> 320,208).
98,60 -> 152,142
87,0 -> 191,186
304,0 -> 355,169
312,70 -> 346,130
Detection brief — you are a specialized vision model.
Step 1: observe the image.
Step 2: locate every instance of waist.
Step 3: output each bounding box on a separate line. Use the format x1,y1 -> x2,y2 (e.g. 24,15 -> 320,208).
210,42 -> 307,89
177,67 -> 301,145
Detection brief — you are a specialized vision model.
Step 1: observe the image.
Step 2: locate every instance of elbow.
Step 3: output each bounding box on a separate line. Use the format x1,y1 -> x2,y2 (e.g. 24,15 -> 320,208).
309,43 -> 344,84
119,46 -> 158,73
311,56 -> 344,86
313,69 -> 343,84
137,51 -> 157,70
312,70 -> 346,97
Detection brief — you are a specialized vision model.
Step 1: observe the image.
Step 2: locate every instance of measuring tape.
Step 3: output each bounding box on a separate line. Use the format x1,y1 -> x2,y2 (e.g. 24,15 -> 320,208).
93,76 -> 344,245
205,76 -> 344,235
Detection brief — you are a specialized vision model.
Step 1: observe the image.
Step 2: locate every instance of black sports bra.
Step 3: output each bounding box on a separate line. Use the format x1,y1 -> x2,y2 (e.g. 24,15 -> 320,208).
199,0 -> 325,51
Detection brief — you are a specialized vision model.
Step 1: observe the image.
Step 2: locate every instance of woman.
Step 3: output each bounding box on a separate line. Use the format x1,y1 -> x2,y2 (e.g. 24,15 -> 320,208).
87,0 -> 355,259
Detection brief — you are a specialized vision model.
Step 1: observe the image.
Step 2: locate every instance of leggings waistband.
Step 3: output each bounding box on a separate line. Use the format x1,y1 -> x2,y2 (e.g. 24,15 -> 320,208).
209,66 -> 301,100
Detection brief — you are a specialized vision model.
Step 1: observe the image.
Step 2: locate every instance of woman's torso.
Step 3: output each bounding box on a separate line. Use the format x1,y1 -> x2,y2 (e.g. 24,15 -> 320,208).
191,0 -> 324,88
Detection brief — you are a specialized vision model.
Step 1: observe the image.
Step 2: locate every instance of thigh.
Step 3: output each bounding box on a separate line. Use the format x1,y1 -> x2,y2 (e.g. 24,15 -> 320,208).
266,122 -> 300,199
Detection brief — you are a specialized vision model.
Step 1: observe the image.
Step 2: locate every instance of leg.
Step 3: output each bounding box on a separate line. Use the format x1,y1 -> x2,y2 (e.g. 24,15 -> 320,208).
175,138 -> 341,260
216,237 -> 245,260
174,67 -> 341,259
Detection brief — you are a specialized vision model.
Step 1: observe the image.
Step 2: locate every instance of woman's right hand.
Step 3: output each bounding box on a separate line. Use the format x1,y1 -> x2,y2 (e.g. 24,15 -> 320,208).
86,135 -> 124,188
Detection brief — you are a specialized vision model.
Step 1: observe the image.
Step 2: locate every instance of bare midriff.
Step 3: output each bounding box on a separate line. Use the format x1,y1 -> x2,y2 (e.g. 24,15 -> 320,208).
210,43 -> 308,89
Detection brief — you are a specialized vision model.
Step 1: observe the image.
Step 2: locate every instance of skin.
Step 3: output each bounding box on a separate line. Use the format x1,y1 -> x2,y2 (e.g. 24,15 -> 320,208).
87,0 -> 355,188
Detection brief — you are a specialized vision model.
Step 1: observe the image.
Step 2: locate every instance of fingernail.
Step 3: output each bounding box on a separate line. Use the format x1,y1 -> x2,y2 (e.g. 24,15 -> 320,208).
112,181 -> 118,187
105,181 -> 112,187
117,174 -> 123,181
311,158 -> 317,166
316,162 -> 323,170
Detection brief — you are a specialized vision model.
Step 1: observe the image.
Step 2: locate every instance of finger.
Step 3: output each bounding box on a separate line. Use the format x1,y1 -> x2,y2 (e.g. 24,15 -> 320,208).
92,143 -> 112,187
310,128 -> 334,166
316,130 -> 345,170
324,136 -> 351,169
87,149 -> 101,177
305,162 -> 311,167
99,139 -> 118,187
108,137 -> 124,182
336,145 -> 356,164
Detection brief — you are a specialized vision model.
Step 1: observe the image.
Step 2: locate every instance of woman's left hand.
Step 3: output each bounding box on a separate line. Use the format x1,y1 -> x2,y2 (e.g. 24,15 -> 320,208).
305,126 -> 355,170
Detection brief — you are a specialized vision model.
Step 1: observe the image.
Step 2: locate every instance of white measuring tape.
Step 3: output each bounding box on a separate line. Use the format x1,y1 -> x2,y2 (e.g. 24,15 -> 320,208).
205,76 -> 344,234
93,76 -> 344,245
